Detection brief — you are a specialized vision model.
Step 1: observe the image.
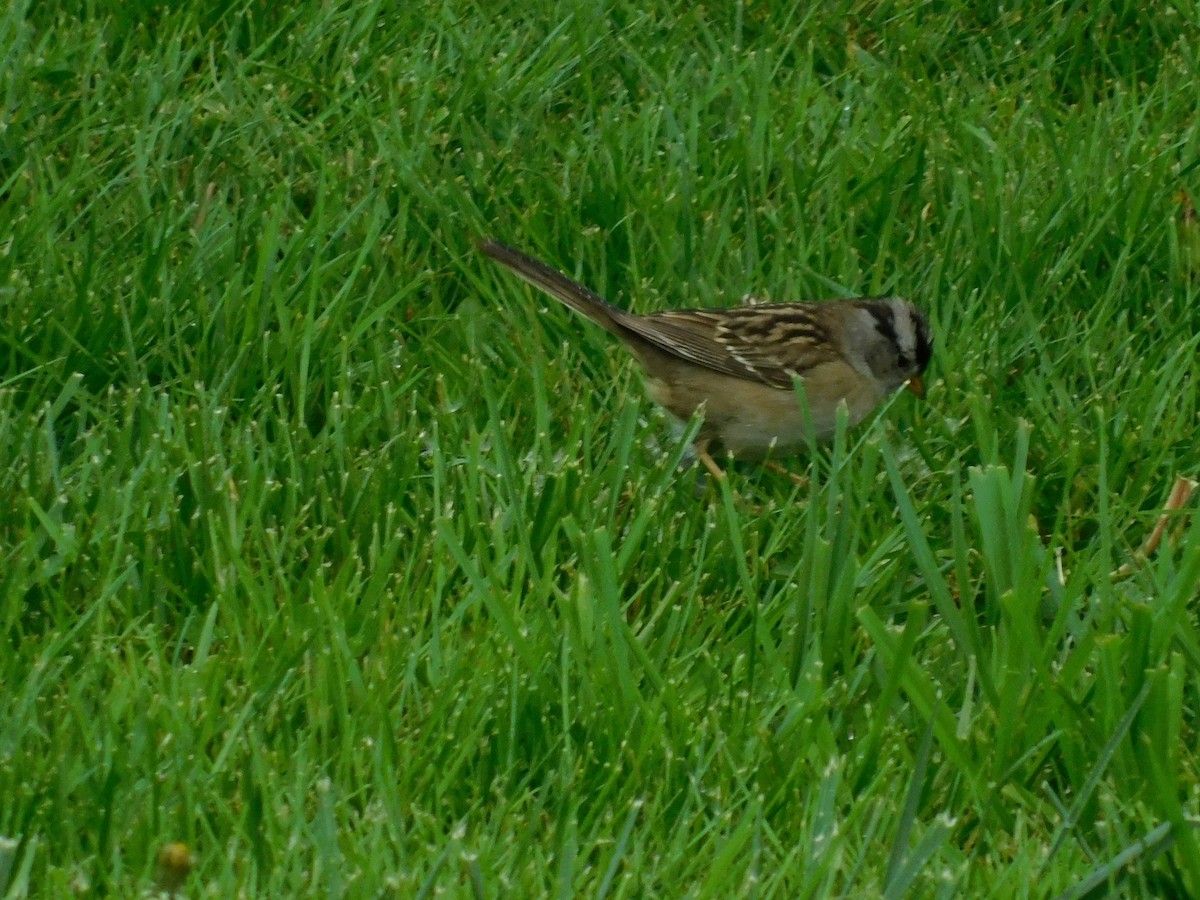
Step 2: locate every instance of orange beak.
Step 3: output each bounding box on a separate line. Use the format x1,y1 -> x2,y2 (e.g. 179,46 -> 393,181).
906,375 -> 925,398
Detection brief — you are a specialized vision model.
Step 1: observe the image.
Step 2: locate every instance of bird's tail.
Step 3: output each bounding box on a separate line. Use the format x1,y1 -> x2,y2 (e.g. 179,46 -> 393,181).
477,239 -> 625,334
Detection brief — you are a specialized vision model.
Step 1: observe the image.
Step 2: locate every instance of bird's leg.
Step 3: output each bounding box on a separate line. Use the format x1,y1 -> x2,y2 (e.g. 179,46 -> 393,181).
695,441 -> 727,481
762,460 -> 809,488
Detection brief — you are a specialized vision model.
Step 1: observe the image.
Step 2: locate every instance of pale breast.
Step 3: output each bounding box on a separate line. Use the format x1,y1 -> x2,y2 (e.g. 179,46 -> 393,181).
644,358 -> 886,458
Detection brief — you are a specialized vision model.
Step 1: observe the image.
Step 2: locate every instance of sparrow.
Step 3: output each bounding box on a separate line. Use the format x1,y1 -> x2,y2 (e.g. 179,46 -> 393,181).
479,239 -> 932,478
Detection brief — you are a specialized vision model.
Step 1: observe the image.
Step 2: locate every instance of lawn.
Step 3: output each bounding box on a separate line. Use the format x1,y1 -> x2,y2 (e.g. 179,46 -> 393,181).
2,1 -> 1200,896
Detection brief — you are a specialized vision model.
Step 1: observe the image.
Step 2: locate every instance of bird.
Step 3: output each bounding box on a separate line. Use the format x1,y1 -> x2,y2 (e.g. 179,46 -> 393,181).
478,239 -> 932,479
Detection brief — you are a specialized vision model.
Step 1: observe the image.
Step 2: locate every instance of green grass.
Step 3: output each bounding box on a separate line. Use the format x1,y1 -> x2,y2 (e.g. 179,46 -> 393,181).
2,0 -> 1200,895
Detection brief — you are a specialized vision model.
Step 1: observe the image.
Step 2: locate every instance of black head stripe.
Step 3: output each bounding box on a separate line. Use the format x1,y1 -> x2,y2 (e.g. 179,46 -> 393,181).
865,303 -> 898,346
913,314 -> 932,371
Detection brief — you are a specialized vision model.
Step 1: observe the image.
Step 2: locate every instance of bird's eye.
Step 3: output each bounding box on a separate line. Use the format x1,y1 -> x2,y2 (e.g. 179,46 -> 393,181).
897,354 -> 911,369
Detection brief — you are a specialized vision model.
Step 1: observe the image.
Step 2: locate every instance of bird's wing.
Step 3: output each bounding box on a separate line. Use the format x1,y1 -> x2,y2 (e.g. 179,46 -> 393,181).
620,304 -> 842,389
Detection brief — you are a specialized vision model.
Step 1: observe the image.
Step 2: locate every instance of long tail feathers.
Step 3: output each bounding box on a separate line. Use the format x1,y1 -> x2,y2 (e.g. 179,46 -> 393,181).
477,239 -> 623,333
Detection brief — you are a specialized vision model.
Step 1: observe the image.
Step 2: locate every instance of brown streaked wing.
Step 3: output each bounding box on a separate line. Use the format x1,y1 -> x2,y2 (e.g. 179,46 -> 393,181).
618,303 -> 840,389
715,306 -> 841,389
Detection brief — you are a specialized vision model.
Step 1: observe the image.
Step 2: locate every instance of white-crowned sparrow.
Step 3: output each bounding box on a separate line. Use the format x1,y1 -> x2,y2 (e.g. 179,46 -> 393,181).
479,239 -> 932,478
